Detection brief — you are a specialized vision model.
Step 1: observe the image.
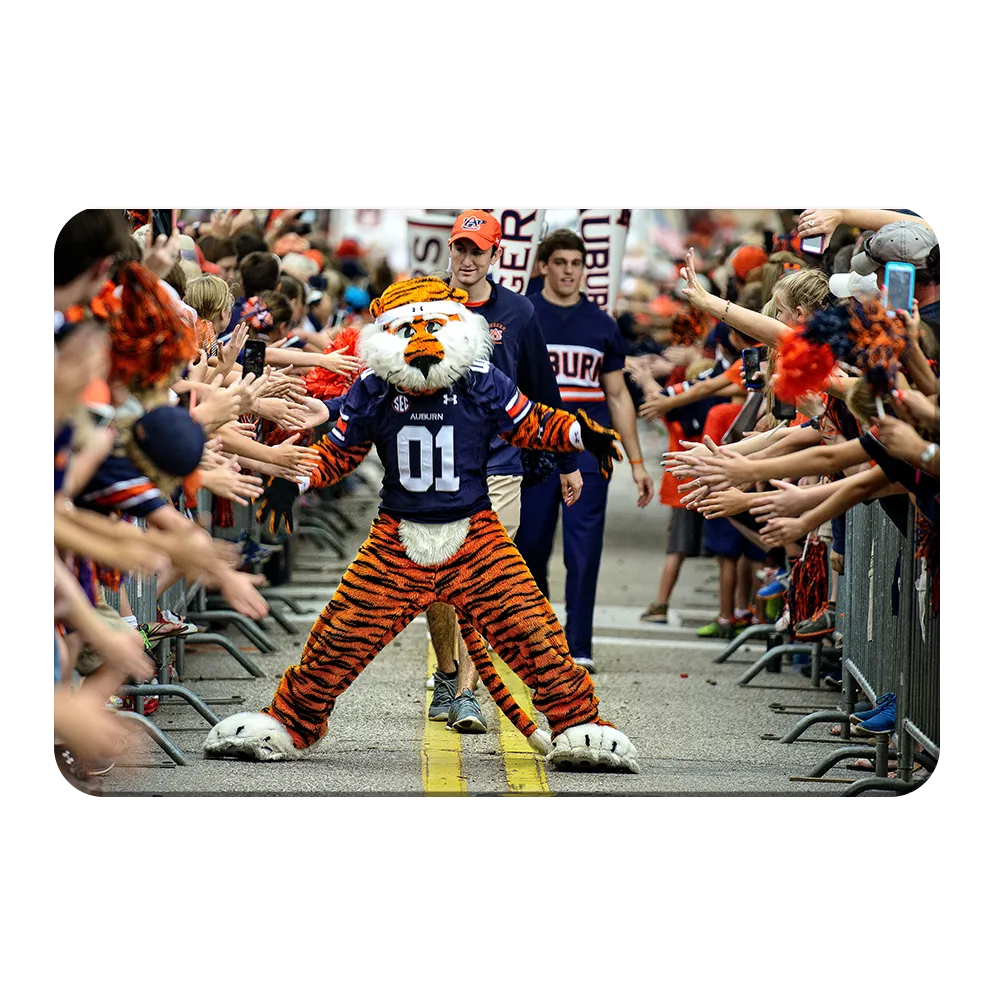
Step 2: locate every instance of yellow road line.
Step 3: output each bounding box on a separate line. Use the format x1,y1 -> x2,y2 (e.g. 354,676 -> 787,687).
421,643 -> 466,795
492,653 -> 552,796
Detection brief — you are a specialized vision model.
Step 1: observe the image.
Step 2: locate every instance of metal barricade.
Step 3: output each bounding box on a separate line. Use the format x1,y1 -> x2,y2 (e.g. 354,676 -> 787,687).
800,498 -> 939,793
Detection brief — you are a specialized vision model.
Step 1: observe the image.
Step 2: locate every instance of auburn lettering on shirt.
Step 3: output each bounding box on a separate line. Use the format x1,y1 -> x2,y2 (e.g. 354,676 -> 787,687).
326,362 -> 537,524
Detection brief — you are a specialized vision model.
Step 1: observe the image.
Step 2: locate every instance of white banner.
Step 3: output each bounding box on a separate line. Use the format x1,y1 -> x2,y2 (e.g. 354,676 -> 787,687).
485,208 -> 547,295
577,209 -> 631,315
406,214 -> 455,278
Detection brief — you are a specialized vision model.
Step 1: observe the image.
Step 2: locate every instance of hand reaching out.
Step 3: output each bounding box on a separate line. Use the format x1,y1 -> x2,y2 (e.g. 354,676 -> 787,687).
319,347 -> 363,375
678,248 -> 712,313
218,323 -> 250,375
199,462 -> 264,506
890,388 -> 938,429
270,433 -> 323,477
748,480 -> 813,521
688,486 -> 753,519
759,515 -> 807,549
143,230 -> 182,278
872,415 -> 928,462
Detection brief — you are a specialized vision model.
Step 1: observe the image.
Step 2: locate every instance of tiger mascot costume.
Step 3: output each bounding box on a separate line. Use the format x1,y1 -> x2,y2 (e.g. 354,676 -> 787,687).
204,276 -> 639,773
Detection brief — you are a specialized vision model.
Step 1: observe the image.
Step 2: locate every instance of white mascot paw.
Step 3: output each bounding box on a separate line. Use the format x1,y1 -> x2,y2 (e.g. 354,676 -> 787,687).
203,712 -> 301,762
546,724 -> 639,774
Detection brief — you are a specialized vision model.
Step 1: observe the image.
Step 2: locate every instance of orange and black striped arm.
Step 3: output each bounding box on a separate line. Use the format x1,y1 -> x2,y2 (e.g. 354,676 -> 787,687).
308,438 -> 372,490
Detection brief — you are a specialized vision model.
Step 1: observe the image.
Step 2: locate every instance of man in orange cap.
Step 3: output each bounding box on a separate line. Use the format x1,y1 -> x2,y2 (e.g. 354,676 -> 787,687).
424,210 -> 578,734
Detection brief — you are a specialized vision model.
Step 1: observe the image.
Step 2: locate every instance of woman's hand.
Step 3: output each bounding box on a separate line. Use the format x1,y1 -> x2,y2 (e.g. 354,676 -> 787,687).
797,209 -> 844,240
678,248 -> 713,313
218,323 -> 250,375
319,347 -> 363,375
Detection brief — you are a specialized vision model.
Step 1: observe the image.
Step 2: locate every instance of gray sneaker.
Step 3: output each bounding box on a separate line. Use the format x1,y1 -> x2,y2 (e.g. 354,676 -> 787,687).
447,688 -> 487,733
428,670 -> 457,721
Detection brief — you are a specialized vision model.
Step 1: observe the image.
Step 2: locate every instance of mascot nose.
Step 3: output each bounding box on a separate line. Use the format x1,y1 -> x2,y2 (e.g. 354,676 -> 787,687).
410,355 -> 440,377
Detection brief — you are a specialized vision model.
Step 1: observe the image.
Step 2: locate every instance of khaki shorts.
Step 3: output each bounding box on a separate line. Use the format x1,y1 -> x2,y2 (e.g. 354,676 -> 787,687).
488,474 -> 523,539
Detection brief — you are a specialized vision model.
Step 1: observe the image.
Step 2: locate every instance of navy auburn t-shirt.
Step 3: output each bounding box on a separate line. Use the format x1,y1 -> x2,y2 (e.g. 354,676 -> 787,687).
76,454 -> 168,518
528,291 -> 626,426
327,362 -> 542,524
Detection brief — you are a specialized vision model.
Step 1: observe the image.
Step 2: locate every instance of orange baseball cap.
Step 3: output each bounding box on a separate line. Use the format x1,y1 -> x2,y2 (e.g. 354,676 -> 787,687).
730,245 -> 768,281
449,210 -> 502,251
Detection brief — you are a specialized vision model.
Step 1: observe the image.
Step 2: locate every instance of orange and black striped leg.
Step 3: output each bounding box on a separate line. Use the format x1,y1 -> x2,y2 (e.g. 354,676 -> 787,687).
441,512 -> 605,738
456,615 -> 540,742
264,516 -> 433,750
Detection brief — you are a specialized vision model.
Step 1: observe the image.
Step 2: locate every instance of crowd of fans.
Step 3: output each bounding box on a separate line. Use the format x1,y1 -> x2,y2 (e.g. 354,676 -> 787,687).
53,207 -> 939,791
620,209 -> 939,774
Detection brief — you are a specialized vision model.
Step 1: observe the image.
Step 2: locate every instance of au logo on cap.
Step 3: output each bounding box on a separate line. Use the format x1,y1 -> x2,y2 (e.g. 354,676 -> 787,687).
462,217 -> 485,231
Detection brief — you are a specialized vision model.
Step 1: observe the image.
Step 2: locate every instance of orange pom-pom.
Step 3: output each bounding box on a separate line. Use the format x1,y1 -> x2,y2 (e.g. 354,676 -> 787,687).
303,326 -> 362,400
772,329 -> 837,402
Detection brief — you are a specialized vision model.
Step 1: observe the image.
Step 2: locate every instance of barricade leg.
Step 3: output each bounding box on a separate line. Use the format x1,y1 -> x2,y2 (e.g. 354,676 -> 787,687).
184,609 -> 278,653
176,634 -> 266,677
713,623 -> 774,663
118,711 -> 189,765
738,642 -> 816,685
118,684 -> 221,726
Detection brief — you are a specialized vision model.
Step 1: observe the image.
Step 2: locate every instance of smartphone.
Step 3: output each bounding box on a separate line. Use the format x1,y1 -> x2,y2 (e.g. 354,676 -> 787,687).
243,339 -> 267,380
883,261 -> 915,317
151,209 -> 176,240
773,398 -> 797,422
741,348 -> 764,391
800,234 -> 827,255
721,392 -> 764,444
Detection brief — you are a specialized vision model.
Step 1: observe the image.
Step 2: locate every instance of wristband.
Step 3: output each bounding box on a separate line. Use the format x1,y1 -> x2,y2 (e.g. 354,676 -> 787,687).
919,442 -> 938,469
723,301 -> 731,323
629,458 -> 645,466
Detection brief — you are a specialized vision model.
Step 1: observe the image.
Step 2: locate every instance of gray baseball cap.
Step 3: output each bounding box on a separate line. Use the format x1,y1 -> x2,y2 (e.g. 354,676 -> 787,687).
850,220 -> 937,276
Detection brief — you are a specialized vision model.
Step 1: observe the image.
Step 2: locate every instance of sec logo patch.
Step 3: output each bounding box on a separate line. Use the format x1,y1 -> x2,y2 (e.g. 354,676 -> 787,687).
392,395 -> 410,413
489,323 -> 505,344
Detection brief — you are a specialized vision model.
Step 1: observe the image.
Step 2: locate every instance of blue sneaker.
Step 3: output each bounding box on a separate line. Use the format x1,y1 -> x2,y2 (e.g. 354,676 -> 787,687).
850,692 -> 895,725
428,670 -> 457,722
447,688 -> 487,733
757,571 -> 790,599
855,700 -> 897,736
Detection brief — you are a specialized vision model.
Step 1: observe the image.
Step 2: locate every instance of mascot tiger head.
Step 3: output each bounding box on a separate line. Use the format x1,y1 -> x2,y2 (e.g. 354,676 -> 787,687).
360,276 -> 493,394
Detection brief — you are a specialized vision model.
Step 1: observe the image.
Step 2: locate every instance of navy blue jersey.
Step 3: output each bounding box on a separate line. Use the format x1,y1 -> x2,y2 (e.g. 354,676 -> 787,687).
467,278 -> 576,476
328,362 -> 538,523
528,291 -> 626,426
76,454 -> 167,518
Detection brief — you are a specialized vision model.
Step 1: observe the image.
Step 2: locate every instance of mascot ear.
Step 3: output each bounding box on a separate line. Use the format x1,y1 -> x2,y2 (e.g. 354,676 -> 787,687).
369,297 -> 382,320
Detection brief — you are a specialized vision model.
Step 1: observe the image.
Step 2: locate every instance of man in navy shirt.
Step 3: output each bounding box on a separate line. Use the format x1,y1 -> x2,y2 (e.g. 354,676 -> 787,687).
425,210 -> 576,733
518,229 -> 654,672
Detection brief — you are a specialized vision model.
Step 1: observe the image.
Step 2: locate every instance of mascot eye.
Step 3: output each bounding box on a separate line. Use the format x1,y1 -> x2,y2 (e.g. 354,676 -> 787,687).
424,321 -> 442,334
397,323 -> 416,339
